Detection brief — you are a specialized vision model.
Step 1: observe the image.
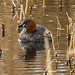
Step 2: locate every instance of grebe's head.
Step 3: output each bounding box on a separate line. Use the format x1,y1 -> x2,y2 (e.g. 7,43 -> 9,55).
18,18 -> 36,33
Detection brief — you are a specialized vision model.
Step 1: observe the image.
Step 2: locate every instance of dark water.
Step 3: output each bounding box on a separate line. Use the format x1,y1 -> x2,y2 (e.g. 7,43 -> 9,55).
0,0 -> 75,75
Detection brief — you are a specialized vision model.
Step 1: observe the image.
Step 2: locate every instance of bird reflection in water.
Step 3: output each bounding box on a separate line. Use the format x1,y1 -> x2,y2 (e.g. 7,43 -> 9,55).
19,41 -> 52,61
19,41 -> 46,61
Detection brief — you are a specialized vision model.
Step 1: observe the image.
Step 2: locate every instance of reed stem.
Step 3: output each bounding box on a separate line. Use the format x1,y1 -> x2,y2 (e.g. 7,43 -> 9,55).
43,0 -> 45,7
51,34 -> 55,51
16,0 -> 21,6
69,34 -> 72,55
30,0 -> 34,7
12,0 -> 16,13
25,0 -> 29,18
56,16 -> 62,29
15,11 -> 19,20
44,36 -> 53,75
2,24 -> 5,37
20,4 -> 23,21
66,12 -> 72,33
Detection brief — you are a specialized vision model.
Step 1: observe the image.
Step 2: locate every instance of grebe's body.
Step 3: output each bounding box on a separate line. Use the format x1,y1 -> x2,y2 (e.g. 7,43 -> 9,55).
18,18 -> 52,42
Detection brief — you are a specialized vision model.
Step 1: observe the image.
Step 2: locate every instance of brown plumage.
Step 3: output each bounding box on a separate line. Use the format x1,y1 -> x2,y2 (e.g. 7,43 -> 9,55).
26,20 -> 36,33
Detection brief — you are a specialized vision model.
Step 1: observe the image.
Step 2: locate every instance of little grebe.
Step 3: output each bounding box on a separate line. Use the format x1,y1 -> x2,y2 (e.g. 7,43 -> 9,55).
18,18 -> 52,42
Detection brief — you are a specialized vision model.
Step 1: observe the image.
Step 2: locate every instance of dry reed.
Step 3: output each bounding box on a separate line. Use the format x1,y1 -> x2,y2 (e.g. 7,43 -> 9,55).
30,0 -> 34,7
29,0 -> 34,16
43,0 -> 45,7
1,24 -> 5,37
51,34 -> 55,51
15,11 -> 19,20
66,12 -> 75,72
12,0 -> 16,13
16,0 -> 21,6
44,36 -> 53,75
66,12 -> 72,33
12,0 -> 16,7
67,25 -> 69,37
20,4 -> 23,21
59,0 -> 63,12
56,16 -> 62,30
25,0 -> 29,18
60,0 -> 63,5
66,12 -> 73,56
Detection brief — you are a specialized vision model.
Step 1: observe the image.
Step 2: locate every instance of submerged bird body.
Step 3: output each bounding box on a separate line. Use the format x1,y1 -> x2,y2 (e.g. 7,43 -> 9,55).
18,18 -> 52,42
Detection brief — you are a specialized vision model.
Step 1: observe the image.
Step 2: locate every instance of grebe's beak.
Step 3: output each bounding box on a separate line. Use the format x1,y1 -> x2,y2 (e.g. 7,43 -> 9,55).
18,23 -> 27,28
18,23 -> 24,28
18,23 -> 27,33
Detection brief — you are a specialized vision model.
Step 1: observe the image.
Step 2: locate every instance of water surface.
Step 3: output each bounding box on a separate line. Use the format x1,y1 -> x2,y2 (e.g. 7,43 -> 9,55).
0,0 -> 75,75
